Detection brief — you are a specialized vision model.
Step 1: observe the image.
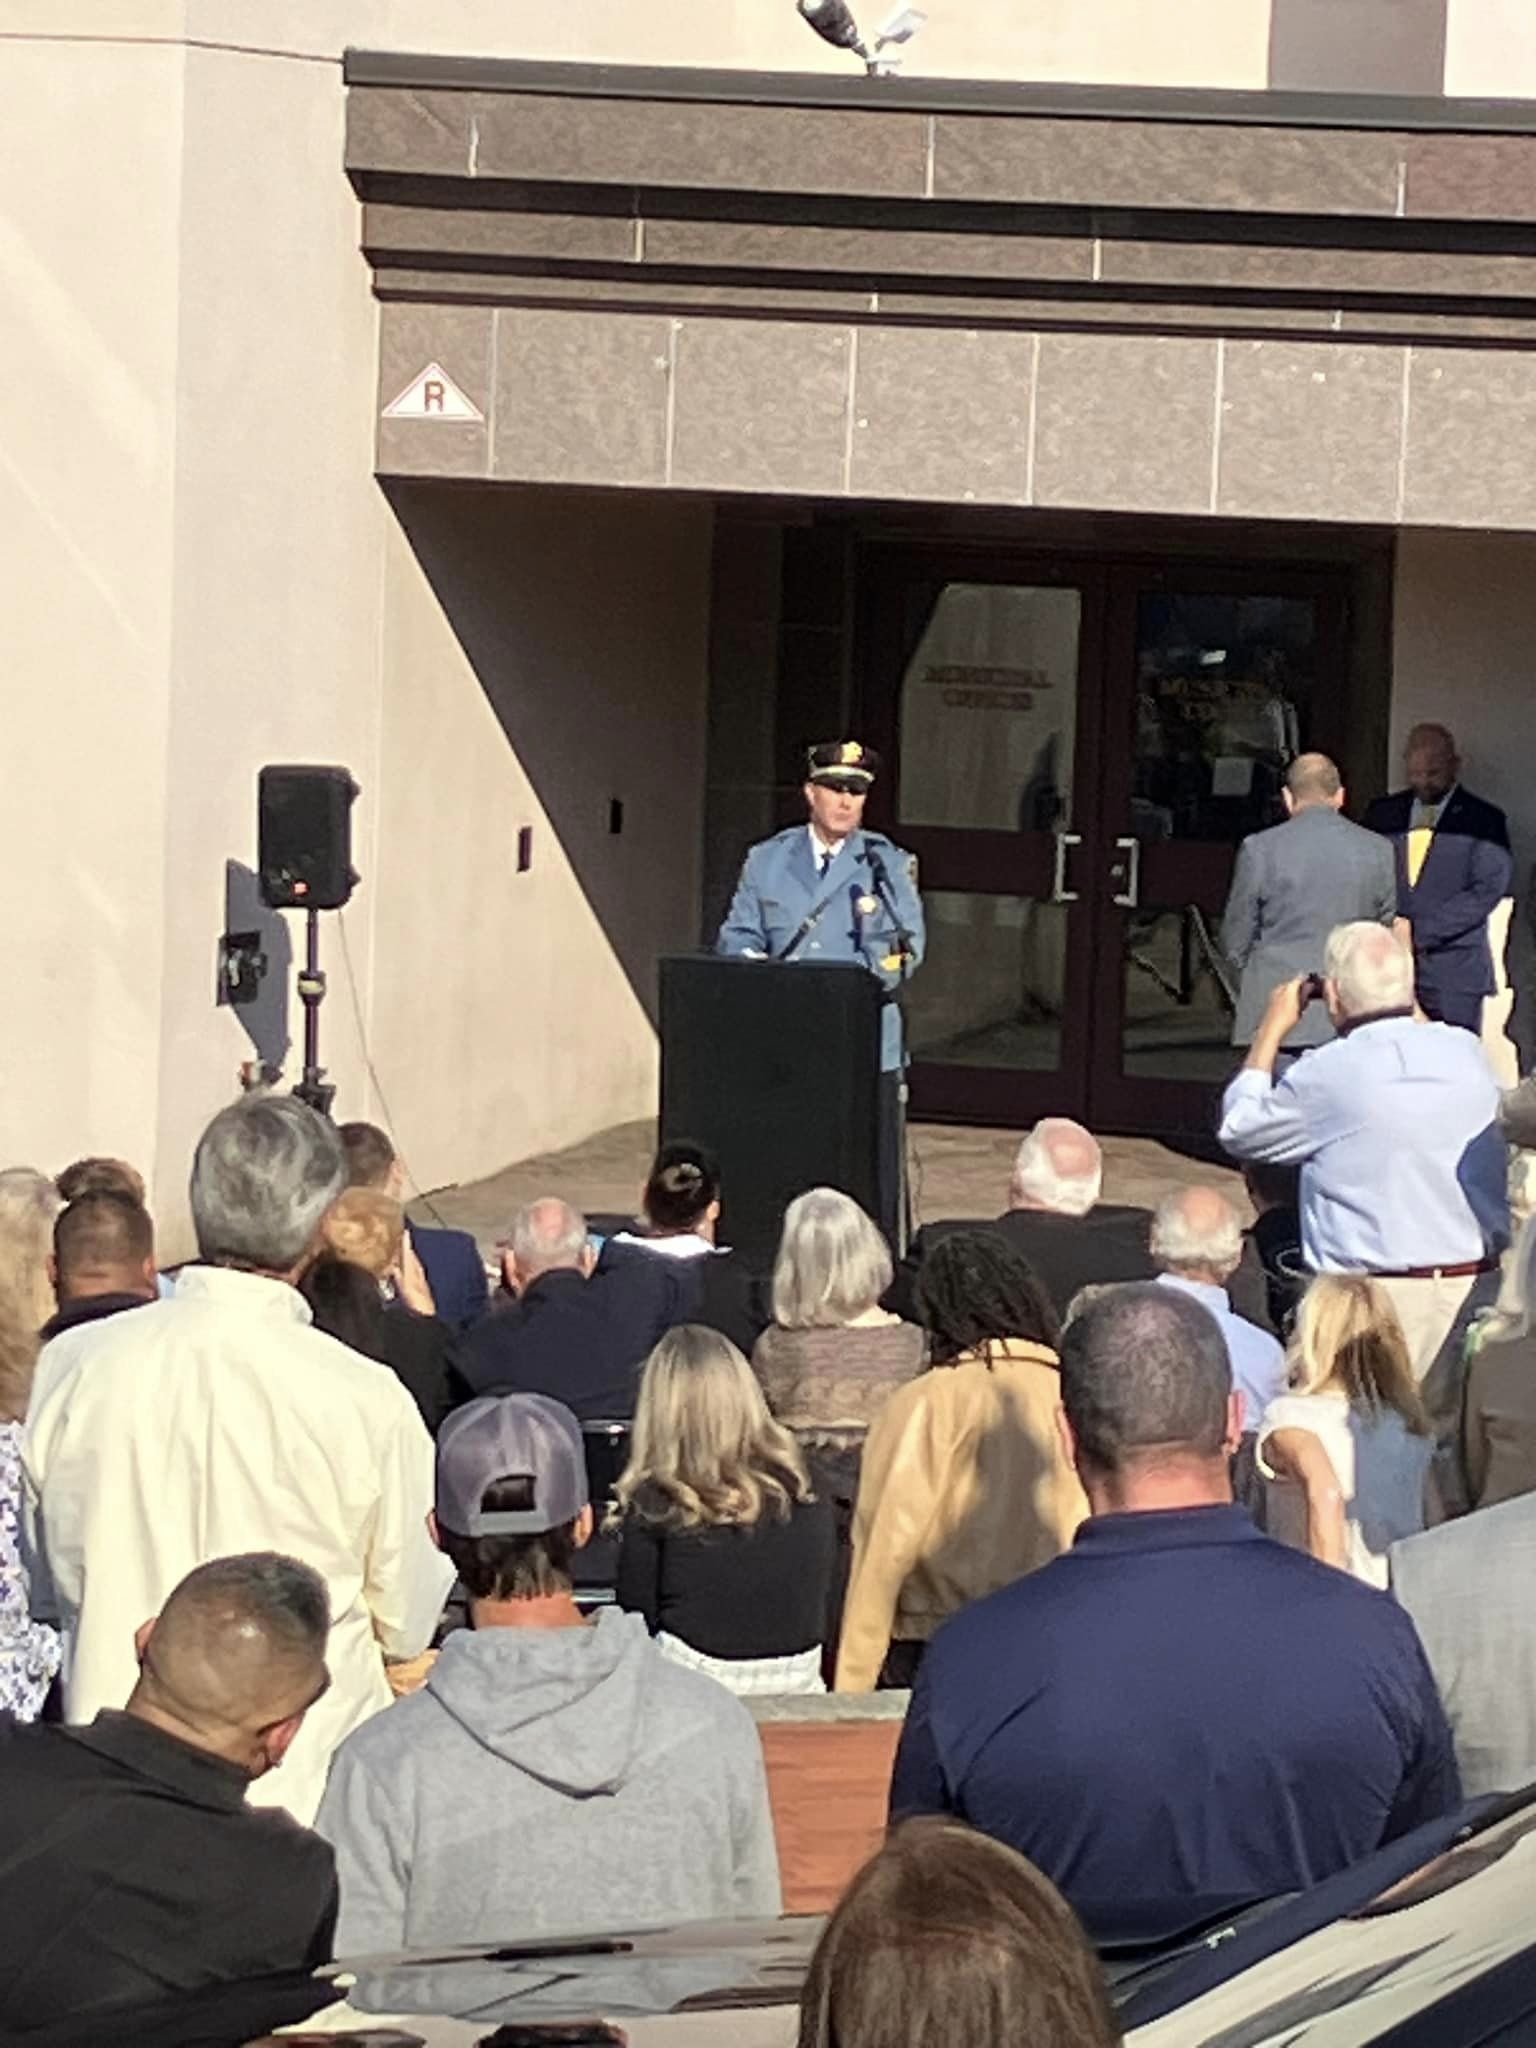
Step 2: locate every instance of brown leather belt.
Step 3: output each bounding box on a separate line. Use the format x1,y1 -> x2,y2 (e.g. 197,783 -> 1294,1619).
1370,1258 -> 1499,1280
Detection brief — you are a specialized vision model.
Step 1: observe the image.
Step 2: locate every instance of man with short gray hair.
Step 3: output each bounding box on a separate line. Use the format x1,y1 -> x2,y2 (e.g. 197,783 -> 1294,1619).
25,1095 -> 452,1825
893,1117 -> 1155,1323
1150,1186 -> 1285,1431
1218,921 -> 1508,1459
455,1194 -> 679,1419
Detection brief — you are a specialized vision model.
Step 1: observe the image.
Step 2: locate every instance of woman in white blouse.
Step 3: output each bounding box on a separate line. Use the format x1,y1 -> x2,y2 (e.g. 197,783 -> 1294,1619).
1259,1274 -> 1439,1588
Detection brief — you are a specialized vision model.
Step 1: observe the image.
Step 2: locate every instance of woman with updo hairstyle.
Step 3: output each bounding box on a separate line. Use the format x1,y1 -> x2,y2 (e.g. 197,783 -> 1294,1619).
798,1820 -> 1121,2048
608,1140 -> 768,1356
0,1168 -> 63,1334
835,1231 -> 1086,1692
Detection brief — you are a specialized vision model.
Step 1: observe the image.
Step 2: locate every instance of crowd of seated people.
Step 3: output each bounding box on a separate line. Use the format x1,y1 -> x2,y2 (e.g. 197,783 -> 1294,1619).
5,917 -> 1536,2039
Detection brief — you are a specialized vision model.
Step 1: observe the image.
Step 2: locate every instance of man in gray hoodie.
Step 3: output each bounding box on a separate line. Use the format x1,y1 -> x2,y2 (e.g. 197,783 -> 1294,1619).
315,1392 -> 782,1958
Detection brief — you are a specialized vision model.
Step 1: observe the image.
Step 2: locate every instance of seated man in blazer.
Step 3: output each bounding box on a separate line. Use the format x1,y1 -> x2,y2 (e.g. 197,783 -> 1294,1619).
887,1119 -> 1155,1325
337,1121 -> 489,1333
1364,723 -> 1512,1033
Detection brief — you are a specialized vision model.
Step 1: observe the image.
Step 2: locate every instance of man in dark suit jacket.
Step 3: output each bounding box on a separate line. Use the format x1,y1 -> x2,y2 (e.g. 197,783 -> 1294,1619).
337,1120 -> 489,1332
887,1119 -> 1156,1325
456,1197 -> 680,1420
1221,752 -> 1396,1052
1364,723 -> 1512,1033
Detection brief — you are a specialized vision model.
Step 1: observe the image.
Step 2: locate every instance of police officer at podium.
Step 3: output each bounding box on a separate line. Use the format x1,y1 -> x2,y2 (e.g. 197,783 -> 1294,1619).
716,741 -> 926,1244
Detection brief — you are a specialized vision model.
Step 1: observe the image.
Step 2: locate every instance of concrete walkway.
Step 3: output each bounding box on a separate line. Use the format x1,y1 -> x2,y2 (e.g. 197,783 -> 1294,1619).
413,1119 -> 1245,1255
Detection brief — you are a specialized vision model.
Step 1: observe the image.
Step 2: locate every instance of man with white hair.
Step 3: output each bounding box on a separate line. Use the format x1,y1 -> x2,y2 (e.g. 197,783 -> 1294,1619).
891,1118 -> 1156,1323
1218,920 -> 1508,1451
24,1096 -> 453,1825
1150,1187 -> 1286,1431
455,1195 -> 679,1420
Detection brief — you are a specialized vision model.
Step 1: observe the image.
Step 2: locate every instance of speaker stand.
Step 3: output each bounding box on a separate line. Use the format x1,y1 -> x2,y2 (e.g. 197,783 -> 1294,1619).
293,908 -> 335,1118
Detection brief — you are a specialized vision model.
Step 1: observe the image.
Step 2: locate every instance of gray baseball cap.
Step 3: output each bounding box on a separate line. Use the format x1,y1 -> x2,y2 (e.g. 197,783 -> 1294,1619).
435,1393 -> 588,1538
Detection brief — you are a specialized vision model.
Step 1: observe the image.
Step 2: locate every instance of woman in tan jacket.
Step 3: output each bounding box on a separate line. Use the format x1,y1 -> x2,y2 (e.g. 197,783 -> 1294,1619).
834,1233 -> 1087,1693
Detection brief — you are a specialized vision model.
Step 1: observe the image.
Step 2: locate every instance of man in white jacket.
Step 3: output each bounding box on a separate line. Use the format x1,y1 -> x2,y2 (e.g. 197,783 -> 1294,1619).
316,1393 -> 782,1956
24,1095 -> 452,1825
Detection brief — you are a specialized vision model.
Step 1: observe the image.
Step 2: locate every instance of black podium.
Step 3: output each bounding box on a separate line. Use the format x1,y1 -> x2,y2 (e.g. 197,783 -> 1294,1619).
658,954 -> 887,1273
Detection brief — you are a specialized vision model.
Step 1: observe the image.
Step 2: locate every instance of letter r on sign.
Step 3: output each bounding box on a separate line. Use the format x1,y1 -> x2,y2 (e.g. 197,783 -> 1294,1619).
423,379 -> 445,412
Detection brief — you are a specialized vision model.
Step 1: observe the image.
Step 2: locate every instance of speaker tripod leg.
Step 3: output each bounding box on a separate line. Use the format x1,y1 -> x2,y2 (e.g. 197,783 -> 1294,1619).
293,908 -> 335,1117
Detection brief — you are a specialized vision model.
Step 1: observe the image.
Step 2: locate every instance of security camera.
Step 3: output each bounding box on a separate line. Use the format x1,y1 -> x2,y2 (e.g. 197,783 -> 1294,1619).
797,0 -> 871,60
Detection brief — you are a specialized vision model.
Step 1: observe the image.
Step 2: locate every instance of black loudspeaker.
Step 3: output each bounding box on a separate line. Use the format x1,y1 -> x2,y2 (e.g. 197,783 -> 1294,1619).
257,766 -> 359,910
659,954 -> 883,1272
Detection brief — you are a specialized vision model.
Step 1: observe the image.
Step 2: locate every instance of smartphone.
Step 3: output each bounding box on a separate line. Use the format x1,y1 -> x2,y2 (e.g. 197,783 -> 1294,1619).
1299,973 -> 1327,1005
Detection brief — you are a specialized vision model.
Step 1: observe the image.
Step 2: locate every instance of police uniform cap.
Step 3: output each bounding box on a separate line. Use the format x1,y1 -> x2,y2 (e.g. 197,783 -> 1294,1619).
807,739 -> 879,790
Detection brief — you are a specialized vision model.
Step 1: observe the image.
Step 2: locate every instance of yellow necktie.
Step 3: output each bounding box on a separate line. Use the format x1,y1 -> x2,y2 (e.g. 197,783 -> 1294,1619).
1407,810 -> 1436,887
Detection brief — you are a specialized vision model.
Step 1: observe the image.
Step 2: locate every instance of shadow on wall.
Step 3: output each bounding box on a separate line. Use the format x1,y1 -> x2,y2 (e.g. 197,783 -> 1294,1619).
383,479 -> 711,1027
221,861 -> 293,1079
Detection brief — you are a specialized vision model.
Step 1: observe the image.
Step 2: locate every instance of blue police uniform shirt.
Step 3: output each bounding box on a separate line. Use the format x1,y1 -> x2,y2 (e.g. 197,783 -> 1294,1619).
715,824 -> 926,1072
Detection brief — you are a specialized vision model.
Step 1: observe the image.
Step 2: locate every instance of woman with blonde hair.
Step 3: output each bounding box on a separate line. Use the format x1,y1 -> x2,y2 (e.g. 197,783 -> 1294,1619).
613,1324 -> 836,1695
300,1187 -> 458,1433
1259,1274 -> 1437,1586
0,1167 -> 63,1332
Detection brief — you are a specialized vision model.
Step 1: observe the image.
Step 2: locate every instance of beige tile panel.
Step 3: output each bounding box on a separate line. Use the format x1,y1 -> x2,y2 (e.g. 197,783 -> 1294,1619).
472,93 -> 928,198
670,321 -> 853,494
376,302 -> 491,478
931,115 -> 1405,216
1032,331 -> 1218,513
850,326 -> 1034,503
1402,347 -> 1536,529
1217,338 -> 1405,521
346,87 -> 473,176
491,307 -> 672,486
644,218 -> 1093,284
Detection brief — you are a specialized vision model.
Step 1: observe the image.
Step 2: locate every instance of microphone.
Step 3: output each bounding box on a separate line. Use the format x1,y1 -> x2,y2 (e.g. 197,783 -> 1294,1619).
864,844 -> 915,967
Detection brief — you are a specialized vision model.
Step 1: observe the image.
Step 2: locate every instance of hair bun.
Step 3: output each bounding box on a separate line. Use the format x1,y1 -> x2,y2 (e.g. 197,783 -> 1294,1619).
661,1163 -> 704,1193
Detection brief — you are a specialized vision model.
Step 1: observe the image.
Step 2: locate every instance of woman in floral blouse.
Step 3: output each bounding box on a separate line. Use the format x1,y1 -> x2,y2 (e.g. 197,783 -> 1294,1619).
0,1297 -> 60,1718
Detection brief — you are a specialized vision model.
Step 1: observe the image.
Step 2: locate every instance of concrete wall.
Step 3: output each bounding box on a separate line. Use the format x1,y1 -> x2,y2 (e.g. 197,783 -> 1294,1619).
0,37 -> 183,1185
368,484 -> 713,1198
1392,528 -> 1536,1061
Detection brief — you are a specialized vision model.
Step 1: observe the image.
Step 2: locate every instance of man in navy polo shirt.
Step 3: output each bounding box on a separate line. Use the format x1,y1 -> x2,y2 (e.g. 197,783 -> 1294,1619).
889,1283 -> 1459,1950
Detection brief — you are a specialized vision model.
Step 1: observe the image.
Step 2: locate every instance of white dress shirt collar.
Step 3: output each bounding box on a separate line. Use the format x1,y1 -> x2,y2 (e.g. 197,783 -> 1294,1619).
808,825 -> 851,873
172,1264 -> 313,1323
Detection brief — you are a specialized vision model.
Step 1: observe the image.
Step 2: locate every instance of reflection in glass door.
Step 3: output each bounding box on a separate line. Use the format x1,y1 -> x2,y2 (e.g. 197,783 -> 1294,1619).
862,565 -> 1102,1124
1097,577 -> 1342,1129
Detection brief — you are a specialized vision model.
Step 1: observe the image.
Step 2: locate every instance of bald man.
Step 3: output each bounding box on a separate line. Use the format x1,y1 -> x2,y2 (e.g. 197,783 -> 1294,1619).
889,1119 -> 1157,1325
1222,752 -> 1397,1054
455,1195 -> 681,1419
0,1554 -> 338,2034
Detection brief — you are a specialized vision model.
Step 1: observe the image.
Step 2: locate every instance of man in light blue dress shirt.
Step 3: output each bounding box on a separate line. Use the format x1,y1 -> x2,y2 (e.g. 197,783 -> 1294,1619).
1218,920 -> 1508,1475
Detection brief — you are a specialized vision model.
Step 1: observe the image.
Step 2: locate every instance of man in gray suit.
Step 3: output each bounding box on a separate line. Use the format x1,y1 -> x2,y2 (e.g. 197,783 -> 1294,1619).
1221,753 -> 1397,1051
1391,1494 -> 1536,1797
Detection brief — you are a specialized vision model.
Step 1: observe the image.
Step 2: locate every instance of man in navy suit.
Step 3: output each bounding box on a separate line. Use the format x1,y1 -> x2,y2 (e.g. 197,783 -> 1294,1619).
1364,723 -> 1512,1033
337,1121 -> 489,1333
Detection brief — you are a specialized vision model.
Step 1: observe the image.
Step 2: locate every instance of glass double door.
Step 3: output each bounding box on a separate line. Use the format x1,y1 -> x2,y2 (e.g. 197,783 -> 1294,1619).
859,548 -> 1348,1136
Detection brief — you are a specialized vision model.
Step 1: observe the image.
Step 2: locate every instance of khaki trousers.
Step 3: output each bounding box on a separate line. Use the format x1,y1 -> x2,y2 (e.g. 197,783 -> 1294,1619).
1377,1268 -> 1498,1511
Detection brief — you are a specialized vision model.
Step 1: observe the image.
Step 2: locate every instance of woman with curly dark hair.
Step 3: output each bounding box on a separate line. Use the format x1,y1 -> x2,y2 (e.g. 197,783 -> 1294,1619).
835,1232 -> 1085,1692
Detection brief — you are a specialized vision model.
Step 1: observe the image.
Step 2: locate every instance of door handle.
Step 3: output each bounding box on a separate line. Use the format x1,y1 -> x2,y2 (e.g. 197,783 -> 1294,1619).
1051,831 -> 1082,905
1111,835 -> 1141,910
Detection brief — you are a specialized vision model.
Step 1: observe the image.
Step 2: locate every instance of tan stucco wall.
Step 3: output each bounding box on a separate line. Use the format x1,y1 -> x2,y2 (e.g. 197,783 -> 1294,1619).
2,0 -> 1274,88
368,485 -> 712,1201
1392,528 -> 1536,1061
0,37 -> 182,1185
1445,0 -> 1536,96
